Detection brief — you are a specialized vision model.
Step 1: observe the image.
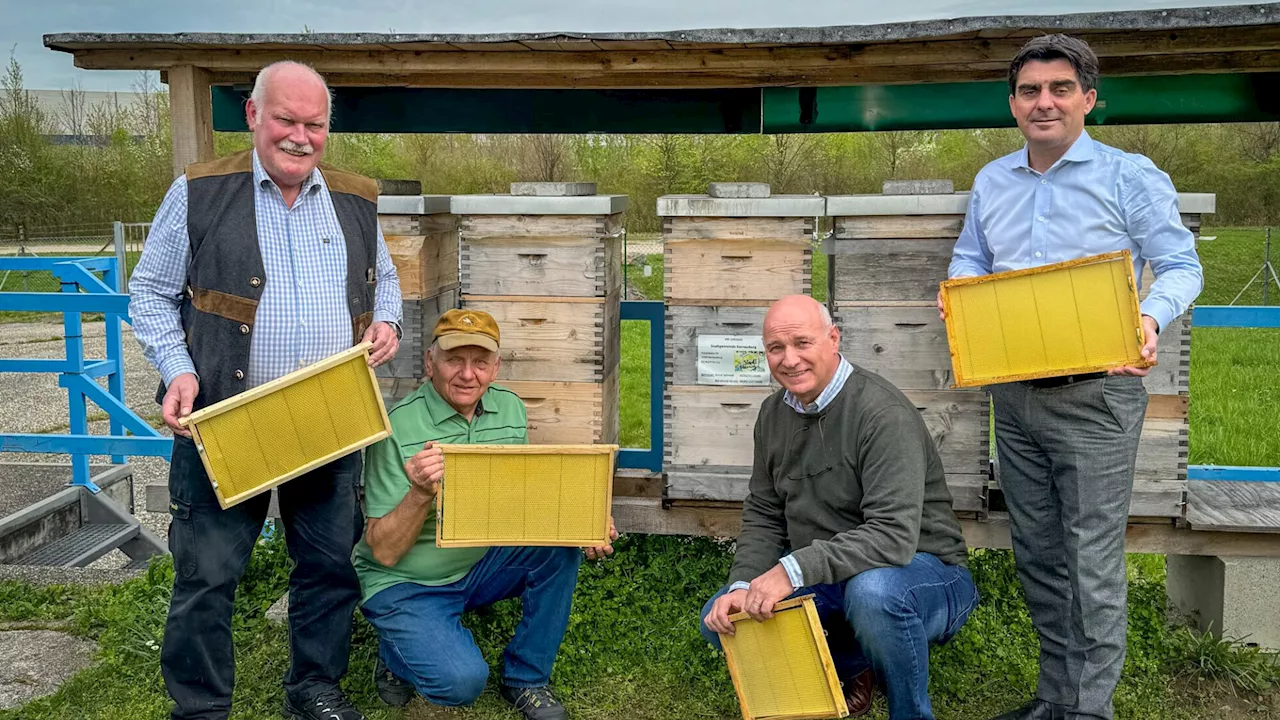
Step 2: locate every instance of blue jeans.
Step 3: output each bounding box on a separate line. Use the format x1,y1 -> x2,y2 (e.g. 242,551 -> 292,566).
700,553 -> 978,720
361,546 -> 583,706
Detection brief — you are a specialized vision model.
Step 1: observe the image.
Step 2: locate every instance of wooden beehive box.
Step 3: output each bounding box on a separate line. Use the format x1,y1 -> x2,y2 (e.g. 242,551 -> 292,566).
454,184 -> 626,445
179,343 -> 391,509
436,444 -> 617,547
376,195 -> 461,396
721,595 -> 849,720
378,194 -> 459,301
659,185 -> 823,502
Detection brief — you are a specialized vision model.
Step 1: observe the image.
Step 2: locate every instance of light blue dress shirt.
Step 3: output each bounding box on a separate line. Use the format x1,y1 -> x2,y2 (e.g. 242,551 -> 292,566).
130,150 -> 402,388
949,131 -> 1203,332
731,356 -> 855,593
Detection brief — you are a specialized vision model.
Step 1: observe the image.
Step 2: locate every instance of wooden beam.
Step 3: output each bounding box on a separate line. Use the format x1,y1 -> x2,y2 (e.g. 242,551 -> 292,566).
192,53 -> 1280,90
69,25 -> 1280,76
168,65 -> 214,178
613,497 -> 1280,558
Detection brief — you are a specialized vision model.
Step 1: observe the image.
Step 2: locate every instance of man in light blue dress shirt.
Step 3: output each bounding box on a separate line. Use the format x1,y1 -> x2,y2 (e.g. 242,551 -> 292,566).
131,61 -> 402,720
945,35 -> 1203,720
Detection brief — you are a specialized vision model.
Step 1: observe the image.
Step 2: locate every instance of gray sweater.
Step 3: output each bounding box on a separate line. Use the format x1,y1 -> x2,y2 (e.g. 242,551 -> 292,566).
728,366 -> 968,587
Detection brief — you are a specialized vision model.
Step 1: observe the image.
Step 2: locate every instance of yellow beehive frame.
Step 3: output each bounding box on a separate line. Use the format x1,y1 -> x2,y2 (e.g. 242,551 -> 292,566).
721,595 -> 849,720
179,343 -> 392,509
940,250 -> 1154,388
435,444 -> 617,548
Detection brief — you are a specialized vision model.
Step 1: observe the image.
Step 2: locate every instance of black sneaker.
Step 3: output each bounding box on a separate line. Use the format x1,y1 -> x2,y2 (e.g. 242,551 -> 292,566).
499,685 -> 568,720
283,687 -> 366,720
373,655 -> 415,707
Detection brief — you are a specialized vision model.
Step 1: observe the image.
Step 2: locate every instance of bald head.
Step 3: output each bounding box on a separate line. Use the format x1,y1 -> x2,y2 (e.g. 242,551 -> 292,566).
250,61 -> 331,123
763,295 -> 841,405
764,295 -> 832,331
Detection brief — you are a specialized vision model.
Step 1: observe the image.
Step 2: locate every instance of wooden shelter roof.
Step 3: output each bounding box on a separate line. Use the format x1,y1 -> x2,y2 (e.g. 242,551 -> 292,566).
44,3 -> 1280,88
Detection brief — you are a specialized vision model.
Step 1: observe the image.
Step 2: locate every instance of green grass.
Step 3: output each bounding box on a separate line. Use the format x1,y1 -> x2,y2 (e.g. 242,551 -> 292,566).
2,541 -> 1270,720
1187,227 -> 1280,467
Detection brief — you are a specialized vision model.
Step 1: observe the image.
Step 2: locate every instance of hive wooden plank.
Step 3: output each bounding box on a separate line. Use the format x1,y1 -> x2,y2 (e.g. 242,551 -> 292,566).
375,288 -> 459,381
460,213 -> 622,239
1143,313 -> 1191,397
941,252 -> 1150,387
834,305 -> 954,390
378,214 -> 420,235
461,236 -> 615,297
1133,417 -> 1188,518
436,444 -> 616,547
665,239 -> 811,303
834,214 -> 965,240
463,294 -> 619,383
459,234 -> 619,299
665,467 -> 986,514
1187,480 -> 1280,533
382,217 -> 459,300
903,390 -> 990,476
664,386 -> 772,469
829,239 -> 955,303
722,595 -> 848,720
181,344 -> 391,508
501,370 -> 619,445
664,216 -> 814,241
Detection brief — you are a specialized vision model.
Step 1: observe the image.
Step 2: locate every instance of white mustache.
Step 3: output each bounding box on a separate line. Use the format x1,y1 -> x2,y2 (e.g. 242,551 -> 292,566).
277,140 -> 313,155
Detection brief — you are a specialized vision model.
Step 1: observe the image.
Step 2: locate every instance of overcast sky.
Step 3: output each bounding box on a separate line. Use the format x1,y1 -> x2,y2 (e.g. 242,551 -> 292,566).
6,0 -> 1264,91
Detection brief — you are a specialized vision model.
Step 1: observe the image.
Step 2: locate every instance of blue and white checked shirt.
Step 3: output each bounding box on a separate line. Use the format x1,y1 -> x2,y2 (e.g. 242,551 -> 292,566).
949,131 -> 1203,332
731,356 -> 855,593
131,150 -> 402,388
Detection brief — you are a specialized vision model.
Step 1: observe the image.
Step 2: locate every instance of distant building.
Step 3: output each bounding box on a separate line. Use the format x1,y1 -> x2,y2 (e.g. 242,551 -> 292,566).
27,89 -> 153,142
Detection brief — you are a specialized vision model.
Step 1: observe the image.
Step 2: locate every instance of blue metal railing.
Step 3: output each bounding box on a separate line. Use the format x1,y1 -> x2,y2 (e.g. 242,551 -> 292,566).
1183,305 -> 1280,484
0,256 -> 173,490
617,300 -> 664,472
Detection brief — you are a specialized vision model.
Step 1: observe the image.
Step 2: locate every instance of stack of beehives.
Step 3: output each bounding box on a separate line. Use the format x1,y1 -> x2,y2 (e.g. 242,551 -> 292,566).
376,190 -> 460,404
658,183 -> 824,501
454,182 -> 626,445
825,181 -> 990,516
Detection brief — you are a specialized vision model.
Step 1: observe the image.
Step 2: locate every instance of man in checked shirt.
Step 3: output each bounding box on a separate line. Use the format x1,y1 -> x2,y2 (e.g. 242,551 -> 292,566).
130,61 -> 402,720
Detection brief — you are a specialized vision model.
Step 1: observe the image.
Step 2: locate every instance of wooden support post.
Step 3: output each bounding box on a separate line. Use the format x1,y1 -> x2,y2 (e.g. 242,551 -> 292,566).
168,65 -> 215,178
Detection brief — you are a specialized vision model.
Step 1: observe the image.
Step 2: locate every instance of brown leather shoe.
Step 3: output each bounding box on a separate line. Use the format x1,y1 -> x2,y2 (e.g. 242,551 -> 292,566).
842,668 -> 875,717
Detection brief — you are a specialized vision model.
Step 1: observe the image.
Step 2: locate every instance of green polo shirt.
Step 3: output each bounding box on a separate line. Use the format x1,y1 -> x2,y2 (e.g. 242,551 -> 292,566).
353,380 -> 528,605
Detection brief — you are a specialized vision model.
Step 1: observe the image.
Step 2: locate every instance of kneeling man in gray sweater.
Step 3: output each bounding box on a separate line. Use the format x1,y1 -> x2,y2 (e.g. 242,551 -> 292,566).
700,295 -> 978,720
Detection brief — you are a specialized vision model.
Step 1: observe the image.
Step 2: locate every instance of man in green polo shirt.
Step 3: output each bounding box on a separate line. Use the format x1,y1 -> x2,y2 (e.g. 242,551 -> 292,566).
354,308 -> 616,720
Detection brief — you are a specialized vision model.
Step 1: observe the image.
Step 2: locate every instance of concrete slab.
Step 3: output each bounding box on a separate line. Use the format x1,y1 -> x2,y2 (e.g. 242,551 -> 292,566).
883,179 -> 954,195
510,182 -> 597,197
1179,193 -> 1216,214
1168,554 -> 1280,651
708,182 -> 770,199
0,630 -> 97,709
450,194 -> 627,216
656,195 -> 824,218
376,195 -> 452,215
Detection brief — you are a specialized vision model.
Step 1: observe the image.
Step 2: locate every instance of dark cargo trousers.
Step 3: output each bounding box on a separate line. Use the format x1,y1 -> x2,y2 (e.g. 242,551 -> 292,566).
160,435 -> 364,720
